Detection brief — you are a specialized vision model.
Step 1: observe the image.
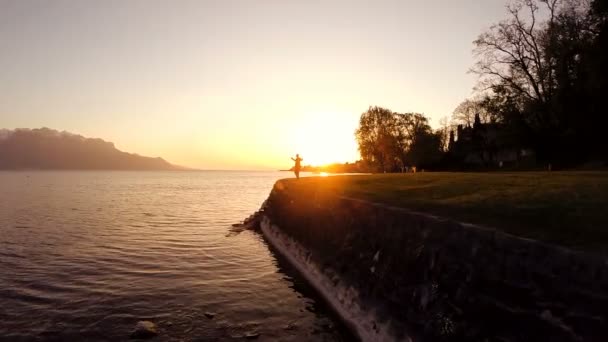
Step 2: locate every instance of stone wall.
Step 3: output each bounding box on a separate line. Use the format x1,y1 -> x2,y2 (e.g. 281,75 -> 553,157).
258,180 -> 608,342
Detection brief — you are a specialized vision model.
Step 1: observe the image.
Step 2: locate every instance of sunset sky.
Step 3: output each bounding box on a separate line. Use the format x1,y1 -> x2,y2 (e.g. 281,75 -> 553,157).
1,0 -> 509,169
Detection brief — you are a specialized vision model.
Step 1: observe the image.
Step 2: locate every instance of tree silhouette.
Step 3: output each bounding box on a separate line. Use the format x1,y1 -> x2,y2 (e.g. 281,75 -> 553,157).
355,106 -> 398,172
469,0 -> 607,166
355,107 -> 442,172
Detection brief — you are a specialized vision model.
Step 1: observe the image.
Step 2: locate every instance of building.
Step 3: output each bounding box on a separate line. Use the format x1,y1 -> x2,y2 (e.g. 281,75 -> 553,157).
448,113 -> 535,168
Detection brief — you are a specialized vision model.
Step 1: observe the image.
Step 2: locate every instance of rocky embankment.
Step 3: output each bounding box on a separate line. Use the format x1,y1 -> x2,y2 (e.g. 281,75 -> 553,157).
248,180 -> 608,342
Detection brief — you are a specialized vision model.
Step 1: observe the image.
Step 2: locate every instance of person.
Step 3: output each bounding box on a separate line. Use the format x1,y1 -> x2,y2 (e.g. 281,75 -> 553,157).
291,154 -> 303,179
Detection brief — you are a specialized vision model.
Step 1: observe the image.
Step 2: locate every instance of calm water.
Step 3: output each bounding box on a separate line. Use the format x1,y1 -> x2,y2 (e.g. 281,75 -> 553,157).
0,171 -> 350,341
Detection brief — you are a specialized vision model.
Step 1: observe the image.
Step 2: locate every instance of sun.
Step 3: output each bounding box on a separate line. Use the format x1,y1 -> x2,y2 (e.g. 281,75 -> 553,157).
290,111 -> 359,166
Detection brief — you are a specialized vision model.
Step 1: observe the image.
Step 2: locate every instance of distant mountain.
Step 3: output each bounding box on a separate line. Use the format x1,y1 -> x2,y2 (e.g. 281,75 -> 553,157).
0,128 -> 183,170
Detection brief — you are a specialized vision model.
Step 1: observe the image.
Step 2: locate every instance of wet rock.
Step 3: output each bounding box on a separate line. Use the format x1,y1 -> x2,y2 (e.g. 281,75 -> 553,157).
130,321 -> 158,339
284,322 -> 298,330
245,332 -> 260,339
204,312 -> 216,319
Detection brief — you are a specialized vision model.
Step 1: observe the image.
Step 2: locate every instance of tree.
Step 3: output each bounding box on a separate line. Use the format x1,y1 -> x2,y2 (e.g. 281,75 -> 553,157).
472,0 -> 562,127
437,116 -> 454,152
393,112 -> 432,169
452,98 -> 494,126
471,0 -> 605,164
588,0 -> 608,161
355,107 -> 443,171
408,130 -> 444,168
355,106 -> 398,172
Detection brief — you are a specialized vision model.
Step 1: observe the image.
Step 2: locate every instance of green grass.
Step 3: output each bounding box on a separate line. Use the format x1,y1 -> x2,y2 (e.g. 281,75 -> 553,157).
279,172 -> 608,253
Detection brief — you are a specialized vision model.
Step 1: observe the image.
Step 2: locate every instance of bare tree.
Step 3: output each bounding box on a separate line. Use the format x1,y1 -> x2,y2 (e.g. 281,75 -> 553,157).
472,0 -> 562,124
452,97 -> 495,126
437,116 -> 454,151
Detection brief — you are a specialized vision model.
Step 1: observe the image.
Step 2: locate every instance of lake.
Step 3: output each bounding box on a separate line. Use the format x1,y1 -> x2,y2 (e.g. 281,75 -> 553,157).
0,171 -> 350,341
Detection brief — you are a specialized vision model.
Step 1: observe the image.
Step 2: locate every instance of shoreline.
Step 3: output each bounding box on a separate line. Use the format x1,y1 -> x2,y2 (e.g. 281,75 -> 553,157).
248,178 -> 608,341
259,215 -> 407,342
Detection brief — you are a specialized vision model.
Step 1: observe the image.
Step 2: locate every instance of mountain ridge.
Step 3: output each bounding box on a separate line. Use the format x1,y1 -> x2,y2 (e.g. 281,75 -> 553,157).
0,128 -> 184,170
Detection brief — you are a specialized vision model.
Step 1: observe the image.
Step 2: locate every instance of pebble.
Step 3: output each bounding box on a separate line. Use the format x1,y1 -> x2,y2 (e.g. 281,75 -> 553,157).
130,320 -> 158,339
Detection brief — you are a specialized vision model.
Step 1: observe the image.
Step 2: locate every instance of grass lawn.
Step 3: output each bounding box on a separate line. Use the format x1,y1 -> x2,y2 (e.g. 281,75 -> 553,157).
279,172 -> 608,253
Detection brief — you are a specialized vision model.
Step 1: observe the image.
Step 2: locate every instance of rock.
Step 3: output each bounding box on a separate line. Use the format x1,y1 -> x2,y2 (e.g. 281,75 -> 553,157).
373,250 -> 380,262
130,321 -> 158,339
204,312 -> 216,319
284,322 -> 297,331
245,332 -> 260,339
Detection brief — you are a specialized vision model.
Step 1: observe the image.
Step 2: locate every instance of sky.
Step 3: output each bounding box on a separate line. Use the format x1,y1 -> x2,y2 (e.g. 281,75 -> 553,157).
0,0 -> 509,169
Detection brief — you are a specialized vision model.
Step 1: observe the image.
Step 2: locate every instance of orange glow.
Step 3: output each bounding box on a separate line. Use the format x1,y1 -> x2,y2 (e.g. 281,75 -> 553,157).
289,110 -> 360,167
1,1 -> 503,170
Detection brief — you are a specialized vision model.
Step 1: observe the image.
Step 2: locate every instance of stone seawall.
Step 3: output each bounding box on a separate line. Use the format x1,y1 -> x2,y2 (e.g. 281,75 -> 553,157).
256,180 -> 608,342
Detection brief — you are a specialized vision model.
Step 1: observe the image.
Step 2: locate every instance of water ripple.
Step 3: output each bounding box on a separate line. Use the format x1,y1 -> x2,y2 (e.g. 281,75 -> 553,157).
0,171 -> 351,341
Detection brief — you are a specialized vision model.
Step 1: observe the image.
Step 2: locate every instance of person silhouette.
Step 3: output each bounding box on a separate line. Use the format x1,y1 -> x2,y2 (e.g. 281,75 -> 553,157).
291,154 -> 303,179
